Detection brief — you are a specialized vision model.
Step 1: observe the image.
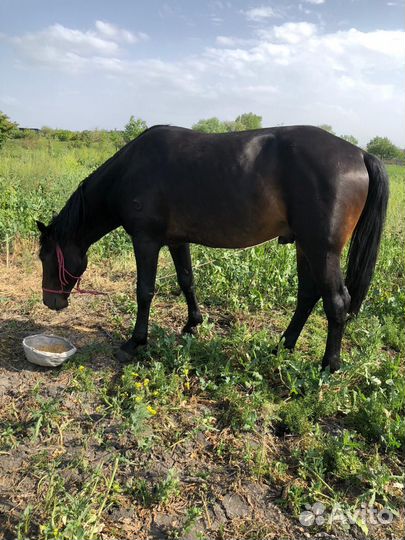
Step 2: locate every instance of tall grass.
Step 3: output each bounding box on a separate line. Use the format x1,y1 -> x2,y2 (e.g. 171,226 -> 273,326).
0,138 -> 130,254
1,139 -> 404,325
1,140 -> 403,312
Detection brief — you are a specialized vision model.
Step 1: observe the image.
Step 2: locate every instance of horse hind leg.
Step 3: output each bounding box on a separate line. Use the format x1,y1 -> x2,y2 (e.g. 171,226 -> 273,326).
278,245 -> 320,351
169,243 -> 203,334
320,257 -> 351,372
308,248 -> 350,372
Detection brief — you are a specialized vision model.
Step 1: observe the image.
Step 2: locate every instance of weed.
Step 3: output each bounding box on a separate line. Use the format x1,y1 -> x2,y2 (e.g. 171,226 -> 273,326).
126,468 -> 180,508
30,395 -> 65,442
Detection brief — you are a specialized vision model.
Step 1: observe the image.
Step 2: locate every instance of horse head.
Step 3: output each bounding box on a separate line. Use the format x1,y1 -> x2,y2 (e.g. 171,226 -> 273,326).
36,220 -> 88,310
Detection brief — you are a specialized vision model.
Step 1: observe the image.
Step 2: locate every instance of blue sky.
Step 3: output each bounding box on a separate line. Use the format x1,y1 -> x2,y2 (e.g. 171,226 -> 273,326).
1,0 -> 404,145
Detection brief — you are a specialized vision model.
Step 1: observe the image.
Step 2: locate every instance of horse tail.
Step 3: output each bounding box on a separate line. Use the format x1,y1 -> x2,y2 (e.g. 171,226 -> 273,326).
345,152 -> 389,315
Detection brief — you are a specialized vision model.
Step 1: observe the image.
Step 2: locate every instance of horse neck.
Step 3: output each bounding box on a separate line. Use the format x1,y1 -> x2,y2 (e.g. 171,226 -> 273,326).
65,170 -> 120,253
82,179 -> 119,250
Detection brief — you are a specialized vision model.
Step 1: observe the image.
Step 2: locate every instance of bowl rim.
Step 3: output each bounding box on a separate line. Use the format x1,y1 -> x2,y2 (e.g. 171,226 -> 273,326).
22,333 -> 77,357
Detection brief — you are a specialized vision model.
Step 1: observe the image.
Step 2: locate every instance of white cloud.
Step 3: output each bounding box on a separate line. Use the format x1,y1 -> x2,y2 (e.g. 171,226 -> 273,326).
305,0 -> 325,4
8,21 -> 148,72
16,23 -> 119,56
216,35 -> 238,46
242,6 -> 277,22
95,21 -> 148,44
261,21 -> 318,44
4,19 -> 404,145
215,35 -> 254,47
130,24 -> 403,144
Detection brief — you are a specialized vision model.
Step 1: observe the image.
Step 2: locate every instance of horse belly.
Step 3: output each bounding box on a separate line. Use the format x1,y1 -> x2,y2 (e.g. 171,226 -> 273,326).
166,191 -> 290,249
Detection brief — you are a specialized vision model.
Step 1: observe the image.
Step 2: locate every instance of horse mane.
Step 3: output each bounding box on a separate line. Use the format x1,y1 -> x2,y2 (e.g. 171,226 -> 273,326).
45,125 -> 167,244
48,144 -> 124,243
49,181 -> 87,244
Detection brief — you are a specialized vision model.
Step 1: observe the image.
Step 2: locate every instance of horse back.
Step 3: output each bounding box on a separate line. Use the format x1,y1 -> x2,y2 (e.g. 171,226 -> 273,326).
117,126 -> 368,251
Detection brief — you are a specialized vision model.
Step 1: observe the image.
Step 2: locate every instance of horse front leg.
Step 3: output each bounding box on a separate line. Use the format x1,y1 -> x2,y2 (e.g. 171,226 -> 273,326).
116,236 -> 161,363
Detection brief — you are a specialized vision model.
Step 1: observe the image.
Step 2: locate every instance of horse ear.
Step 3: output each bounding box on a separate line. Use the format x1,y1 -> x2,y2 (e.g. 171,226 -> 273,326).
36,220 -> 48,234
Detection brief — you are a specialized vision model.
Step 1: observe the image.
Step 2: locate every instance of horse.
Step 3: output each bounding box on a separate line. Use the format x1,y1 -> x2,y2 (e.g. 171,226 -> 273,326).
36,125 -> 389,372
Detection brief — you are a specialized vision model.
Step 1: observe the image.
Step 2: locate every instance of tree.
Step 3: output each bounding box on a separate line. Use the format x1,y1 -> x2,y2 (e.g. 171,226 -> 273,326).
193,113 -> 263,133
40,126 -> 55,138
192,117 -> 226,133
318,124 -> 335,134
366,136 -> 402,160
234,112 -> 262,131
0,111 -> 18,148
109,129 -> 125,150
123,116 -> 148,143
222,120 -> 237,132
340,134 -> 358,146
54,129 -> 74,142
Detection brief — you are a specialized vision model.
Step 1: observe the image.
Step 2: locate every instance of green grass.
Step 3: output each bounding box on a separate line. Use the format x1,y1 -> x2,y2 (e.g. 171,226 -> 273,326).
0,139 -> 404,539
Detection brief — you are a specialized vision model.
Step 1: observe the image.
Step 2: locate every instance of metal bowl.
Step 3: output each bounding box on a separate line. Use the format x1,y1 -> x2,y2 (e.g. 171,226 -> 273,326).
22,334 -> 77,367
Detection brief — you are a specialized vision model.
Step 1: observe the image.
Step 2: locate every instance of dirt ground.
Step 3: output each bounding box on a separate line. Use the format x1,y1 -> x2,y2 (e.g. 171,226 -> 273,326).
0,257 -> 402,540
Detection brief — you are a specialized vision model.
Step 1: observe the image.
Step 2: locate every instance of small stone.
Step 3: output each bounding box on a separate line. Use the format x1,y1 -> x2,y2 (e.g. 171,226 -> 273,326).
222,493 -> 250,519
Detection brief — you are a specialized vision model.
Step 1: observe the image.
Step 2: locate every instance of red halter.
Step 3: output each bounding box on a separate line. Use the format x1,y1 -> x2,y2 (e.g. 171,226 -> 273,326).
42,245 -> 106,296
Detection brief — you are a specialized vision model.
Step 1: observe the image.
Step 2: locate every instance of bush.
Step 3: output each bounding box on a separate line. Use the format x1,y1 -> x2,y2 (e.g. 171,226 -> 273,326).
366,136 -> 403,160
0,111 -> 18,148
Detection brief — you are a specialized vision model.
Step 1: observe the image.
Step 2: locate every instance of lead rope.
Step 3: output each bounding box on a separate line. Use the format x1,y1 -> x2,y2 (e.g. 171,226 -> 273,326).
42,245 -> 107,296
43,245 -> 217,296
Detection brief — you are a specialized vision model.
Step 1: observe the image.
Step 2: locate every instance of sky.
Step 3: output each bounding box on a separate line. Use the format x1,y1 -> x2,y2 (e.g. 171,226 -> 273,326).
0,0 -> 404,146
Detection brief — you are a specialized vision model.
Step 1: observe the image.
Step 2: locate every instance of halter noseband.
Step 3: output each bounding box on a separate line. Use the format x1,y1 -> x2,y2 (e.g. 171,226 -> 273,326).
42,244 -> 106,296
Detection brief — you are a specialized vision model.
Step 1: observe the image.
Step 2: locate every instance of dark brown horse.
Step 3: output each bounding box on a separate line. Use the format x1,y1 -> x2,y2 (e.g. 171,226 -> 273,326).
37,125 -> 389,372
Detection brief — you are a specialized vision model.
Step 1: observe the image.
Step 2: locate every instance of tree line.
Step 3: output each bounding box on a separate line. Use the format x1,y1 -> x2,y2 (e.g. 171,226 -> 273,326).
1,110 -> 403,161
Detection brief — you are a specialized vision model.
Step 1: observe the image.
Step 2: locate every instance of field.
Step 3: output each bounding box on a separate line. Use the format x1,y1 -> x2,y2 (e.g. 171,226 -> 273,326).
0,137 -> 404,540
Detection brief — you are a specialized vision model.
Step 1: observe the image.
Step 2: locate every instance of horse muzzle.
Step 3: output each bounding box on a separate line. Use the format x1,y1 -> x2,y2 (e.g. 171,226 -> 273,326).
43,292 -> 69,311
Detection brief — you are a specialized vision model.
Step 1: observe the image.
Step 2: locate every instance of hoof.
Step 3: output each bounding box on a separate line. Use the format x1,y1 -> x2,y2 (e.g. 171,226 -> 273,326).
320,361 -> 340,374
115,348 -> 134,363
271,343 -> 294,356
115,338 -> 146,363
182,314 -> 203,335
182,325 -> 198,336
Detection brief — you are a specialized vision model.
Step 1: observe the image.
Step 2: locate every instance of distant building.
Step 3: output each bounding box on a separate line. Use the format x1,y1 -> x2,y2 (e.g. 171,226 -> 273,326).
18,127 -> 40,133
